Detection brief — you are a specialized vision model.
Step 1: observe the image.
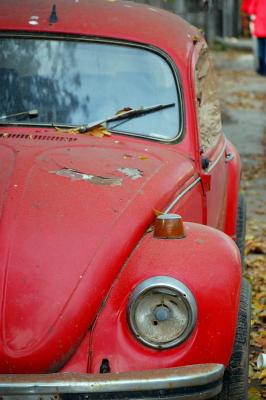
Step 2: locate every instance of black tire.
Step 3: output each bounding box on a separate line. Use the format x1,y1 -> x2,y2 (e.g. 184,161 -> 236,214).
218,278 -> 251,400
236,193 -> 247,270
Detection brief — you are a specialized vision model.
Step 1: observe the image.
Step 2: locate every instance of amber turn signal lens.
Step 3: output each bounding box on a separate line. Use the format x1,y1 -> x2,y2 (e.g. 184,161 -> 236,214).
154,213 -> 185,239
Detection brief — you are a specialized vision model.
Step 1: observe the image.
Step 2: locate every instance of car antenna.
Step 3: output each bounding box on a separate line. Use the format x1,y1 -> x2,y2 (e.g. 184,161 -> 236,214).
49,4 -> 58,24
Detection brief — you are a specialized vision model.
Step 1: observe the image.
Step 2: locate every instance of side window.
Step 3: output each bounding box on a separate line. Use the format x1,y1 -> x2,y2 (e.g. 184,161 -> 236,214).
194,46 -> 222,149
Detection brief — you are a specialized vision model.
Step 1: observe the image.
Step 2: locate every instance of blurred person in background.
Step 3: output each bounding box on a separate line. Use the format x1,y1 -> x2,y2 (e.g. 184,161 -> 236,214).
242,0 -> 259,71
242,0 -> 253,14
248,0 -> 266,75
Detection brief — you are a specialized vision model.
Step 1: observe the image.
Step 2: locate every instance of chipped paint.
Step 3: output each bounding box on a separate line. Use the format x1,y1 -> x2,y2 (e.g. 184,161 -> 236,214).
118,168 -> 143,180
28,20 -> 38,25
50,168 -> 122,186
28,15 -> 39,25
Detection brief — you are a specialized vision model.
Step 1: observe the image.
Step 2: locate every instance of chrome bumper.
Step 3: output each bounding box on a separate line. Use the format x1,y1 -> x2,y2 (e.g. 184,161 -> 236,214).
0,363 -> 224,399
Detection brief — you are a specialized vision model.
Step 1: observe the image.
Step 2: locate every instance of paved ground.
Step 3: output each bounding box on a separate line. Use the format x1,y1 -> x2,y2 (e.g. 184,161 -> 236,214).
213,49 -> 266,399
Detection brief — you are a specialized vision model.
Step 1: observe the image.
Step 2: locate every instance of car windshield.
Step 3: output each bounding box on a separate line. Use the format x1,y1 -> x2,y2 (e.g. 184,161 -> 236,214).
0,38 -> 181,140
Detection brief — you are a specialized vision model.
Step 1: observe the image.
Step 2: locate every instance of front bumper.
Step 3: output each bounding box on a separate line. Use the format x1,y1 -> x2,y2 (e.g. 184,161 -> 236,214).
0,363 -> 224,400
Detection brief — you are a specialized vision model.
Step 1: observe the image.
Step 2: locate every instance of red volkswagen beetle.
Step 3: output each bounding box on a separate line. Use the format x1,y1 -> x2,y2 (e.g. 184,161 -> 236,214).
0,1 -> 250,399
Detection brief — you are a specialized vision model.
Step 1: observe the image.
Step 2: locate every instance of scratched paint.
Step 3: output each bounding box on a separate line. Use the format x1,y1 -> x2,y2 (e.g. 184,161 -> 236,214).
50,168 -> 122,186
28,16 -> 39,25
118,168 -> 143,180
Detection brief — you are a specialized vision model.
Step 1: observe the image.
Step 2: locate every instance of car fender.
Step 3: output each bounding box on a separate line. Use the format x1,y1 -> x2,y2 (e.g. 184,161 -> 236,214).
89,222 -> 241,374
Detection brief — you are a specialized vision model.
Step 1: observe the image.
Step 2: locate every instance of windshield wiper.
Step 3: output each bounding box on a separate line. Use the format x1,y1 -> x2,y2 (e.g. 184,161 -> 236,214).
78,103 -> 175,133
0,109 -> 38,121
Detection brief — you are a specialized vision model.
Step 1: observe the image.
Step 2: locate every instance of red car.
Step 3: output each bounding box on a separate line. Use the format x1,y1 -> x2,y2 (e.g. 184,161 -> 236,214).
0,1 -> 251,399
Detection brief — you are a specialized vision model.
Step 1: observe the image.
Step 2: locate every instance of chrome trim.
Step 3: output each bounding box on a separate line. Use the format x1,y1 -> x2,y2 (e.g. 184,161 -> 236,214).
0,364 -> 224,396
225,153 -> 234,163
205,143 -> 226,173
128,276 -> 197,349
165,177 -> 201,214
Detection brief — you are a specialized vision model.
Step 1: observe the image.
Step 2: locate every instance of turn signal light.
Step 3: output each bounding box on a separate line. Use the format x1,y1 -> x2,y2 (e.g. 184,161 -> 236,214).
154,214 -> 185,239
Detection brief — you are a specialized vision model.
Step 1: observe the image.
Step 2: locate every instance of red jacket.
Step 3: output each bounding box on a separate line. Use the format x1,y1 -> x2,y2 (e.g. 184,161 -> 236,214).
249,0 -> 266,37
242,0 -> 253,14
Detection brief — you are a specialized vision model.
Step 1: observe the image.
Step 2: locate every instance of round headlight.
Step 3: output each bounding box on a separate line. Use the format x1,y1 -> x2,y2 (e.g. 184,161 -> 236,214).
128,276 -> 197,349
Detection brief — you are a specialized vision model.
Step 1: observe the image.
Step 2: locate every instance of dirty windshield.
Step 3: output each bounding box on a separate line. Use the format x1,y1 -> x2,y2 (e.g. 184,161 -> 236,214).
0,38 -> 181,140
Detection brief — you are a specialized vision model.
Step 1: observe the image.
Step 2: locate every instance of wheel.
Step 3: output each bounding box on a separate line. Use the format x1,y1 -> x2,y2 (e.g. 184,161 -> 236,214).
236,193 -> 246,269
218,278 -> 251,400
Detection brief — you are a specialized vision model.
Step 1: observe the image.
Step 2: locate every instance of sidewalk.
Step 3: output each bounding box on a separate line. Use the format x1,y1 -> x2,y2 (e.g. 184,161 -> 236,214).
215,37 -> 253,51
214,50 -> 266,157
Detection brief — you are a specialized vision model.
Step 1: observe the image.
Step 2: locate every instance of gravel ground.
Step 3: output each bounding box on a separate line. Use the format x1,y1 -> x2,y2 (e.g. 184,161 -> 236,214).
213,49 -> 266,399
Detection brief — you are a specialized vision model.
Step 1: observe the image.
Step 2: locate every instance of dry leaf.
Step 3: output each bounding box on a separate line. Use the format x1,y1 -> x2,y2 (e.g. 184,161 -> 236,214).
55,126 -> 79,134
259,369 -> 266,380
138,155 -> 149,160
54,124 -> 111,137
88,125 -> 111,137
248,386 -> 262,400
116,107 -> 132,116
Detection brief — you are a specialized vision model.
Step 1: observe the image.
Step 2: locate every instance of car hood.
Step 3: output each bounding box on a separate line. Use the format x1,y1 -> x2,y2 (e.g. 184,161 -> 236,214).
0,129 -> 194,372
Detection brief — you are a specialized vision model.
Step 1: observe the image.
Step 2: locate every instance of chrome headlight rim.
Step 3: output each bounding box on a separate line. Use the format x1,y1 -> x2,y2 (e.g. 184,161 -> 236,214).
128,276 -> 197,349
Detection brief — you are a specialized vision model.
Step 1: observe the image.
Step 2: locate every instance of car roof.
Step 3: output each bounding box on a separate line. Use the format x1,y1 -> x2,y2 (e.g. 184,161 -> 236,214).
0,0 -> 201,69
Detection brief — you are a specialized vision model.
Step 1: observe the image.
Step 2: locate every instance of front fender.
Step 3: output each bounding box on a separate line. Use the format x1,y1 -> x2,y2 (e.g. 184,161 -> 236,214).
89,222 -> 241,373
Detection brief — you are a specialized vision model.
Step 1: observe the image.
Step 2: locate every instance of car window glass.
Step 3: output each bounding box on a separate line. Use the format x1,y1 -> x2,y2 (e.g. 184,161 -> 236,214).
0,38 -> 181,140
195,46 -> 222,149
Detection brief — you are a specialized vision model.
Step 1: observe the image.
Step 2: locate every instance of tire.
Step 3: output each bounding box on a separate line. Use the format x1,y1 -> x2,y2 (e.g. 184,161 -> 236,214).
236,193 -> 246,270
218,278 -> 251,400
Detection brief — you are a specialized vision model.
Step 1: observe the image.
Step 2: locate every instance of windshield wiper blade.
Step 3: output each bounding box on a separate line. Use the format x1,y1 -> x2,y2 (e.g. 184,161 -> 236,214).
0,109 -> 38,121
78,103 -> 175,133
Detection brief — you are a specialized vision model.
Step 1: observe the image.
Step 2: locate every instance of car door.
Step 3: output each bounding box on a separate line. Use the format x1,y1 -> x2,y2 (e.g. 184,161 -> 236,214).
194,45 -> 228,230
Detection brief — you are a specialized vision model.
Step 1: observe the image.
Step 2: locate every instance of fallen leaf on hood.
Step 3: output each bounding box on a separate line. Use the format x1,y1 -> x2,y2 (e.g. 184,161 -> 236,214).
88,125 -> 111,137
138,155 -> 149,160
55,126 -> 79,134
116,107 -> 133,115
55,125 -> 111,137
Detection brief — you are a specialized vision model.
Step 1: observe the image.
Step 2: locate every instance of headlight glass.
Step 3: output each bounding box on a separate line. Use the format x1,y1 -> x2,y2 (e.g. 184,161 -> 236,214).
128,276 -> 197,349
